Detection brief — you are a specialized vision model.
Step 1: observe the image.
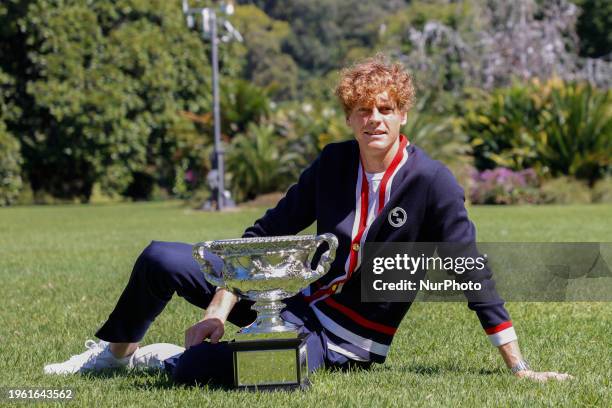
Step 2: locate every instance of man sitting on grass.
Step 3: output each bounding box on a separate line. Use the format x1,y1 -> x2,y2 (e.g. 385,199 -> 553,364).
44,55 -> 572,384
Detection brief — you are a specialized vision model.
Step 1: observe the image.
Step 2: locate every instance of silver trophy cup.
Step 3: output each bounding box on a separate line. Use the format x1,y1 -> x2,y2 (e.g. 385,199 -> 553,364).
193,233 -> 338,390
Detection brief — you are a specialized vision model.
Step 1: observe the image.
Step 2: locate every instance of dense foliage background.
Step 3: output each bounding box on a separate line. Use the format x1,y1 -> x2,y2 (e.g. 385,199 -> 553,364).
0,0 -> 610,205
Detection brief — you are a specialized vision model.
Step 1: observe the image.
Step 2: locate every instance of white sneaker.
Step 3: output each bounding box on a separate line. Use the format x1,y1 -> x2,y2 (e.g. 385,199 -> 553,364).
129,343 -> 185,371
44,340 -> 131,375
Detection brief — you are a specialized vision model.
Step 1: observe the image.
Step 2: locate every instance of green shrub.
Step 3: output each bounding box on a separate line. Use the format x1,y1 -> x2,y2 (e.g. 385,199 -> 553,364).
184,186 -> 213,210
89,183 -> 122,204
592,177 -> 612,203
226,123 -> 299,202
464,84 -> 542,171
269,101 -> 352,176
0,123 -> 22,206
537,81 -> 611,182
469,167 -> 541,205
574,0 -> 612,58
539,177 -> 592,204
221,79 -> 271,134
402,111 -> 471,167
464,79 -> 612,183
401,109 -> 473,189
0,69 -> 21,206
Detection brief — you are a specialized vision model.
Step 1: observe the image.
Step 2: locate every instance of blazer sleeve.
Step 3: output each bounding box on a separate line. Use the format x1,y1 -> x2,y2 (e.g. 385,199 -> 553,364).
242,155 -> 320,238
427,165 -> 518,347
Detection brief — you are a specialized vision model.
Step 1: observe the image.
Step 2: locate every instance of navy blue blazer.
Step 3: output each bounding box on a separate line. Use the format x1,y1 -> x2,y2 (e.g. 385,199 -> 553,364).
244,140 -> 515,362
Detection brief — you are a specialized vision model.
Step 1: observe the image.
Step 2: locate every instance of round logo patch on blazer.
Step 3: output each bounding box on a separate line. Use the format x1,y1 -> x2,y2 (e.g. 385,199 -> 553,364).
388,207 -> 407,227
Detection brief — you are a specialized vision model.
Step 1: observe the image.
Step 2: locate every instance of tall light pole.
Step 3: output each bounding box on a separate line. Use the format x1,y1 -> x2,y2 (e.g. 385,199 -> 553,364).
182,0 -> 242,210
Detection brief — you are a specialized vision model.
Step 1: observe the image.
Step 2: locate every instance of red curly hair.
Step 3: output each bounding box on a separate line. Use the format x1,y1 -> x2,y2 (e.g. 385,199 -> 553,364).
335,55 -> 415,116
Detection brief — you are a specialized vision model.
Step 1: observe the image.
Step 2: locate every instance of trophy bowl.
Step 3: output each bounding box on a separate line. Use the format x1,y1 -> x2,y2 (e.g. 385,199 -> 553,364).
193,233 -> 338,335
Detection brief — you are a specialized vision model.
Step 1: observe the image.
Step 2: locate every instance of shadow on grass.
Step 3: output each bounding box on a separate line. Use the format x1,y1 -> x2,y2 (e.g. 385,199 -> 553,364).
82,369 -> 175,389
375,363 -> 503,376
82,368 -> 232,392
81,366 -> 375,393
78,362 -> 500,392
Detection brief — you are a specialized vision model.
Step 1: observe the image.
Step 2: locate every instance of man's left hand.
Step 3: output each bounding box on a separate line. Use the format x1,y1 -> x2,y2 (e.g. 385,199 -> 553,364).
515,370 -> 574,382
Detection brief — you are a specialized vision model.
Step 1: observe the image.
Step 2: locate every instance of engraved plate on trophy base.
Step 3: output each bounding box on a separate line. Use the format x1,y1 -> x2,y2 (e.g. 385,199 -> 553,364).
228,336 -> 310,391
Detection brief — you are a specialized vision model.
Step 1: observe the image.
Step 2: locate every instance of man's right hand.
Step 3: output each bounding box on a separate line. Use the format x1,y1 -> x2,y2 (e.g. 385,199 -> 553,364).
185,317 -> 225,348
184,288 -> 238,349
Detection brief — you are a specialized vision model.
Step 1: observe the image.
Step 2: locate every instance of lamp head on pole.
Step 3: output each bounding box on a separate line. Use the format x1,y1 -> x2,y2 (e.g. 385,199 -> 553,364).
221,1 -> 234,15
182,0 -> 241,42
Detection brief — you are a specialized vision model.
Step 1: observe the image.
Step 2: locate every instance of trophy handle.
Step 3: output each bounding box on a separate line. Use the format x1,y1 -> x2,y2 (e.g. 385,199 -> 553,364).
193,241 -> 225,288
313,233 -> 338,275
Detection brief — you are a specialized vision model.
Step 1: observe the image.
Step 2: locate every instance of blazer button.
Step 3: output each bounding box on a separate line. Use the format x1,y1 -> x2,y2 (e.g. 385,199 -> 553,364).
352,243 -> 360,252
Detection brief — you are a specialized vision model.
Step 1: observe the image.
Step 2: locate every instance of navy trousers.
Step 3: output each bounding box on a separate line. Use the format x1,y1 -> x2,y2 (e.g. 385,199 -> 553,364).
95,241 -> 366,386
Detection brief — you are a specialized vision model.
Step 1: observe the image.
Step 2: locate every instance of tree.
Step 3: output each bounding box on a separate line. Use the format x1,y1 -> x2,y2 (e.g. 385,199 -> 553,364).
379,0 -> 611,99
237,0 -> 404,75
574,0 -> 612,58
230,5 -> 298,100
1,0 -> 214,201
0,69 -> 22,205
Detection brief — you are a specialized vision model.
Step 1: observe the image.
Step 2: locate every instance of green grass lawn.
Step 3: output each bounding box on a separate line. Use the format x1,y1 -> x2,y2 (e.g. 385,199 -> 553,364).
0,202 -> 610,407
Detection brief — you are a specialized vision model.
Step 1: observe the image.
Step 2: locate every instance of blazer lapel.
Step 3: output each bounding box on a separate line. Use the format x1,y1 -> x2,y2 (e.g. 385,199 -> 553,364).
363,144 -> 417,241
